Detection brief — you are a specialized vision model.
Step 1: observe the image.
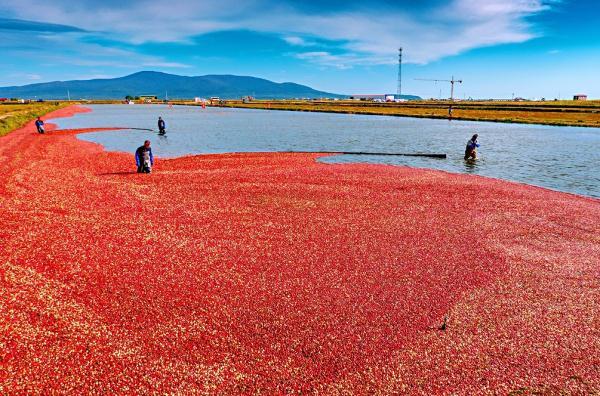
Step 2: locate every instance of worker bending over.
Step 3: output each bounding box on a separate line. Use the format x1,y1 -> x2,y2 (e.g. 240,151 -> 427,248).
464,134 -> 480,160
135,140 -> 154,173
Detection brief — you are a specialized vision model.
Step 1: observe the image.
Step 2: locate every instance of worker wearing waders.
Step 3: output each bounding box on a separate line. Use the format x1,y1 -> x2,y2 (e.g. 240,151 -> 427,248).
35,117 -> 45,134
158,117 -> 166,135
464,134 -> 480,160
135,140 -> 154,173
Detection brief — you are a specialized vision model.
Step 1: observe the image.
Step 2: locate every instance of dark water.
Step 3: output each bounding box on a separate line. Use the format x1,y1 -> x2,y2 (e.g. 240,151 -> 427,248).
56,104 -> 600,198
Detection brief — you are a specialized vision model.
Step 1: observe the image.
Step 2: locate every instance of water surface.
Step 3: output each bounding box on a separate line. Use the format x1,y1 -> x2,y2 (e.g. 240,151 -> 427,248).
56,104 -> 600,198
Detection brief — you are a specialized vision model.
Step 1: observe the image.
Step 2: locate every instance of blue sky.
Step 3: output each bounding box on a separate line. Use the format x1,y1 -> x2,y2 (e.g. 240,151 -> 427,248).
0,0 -> 598,98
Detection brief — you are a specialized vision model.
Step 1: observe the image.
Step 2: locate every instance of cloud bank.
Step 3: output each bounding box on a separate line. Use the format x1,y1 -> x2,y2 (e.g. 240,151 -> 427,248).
0,0 -> 553,69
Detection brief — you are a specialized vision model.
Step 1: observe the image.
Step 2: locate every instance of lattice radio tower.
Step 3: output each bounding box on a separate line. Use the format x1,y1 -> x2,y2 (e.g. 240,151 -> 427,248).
397,47 -> 403,97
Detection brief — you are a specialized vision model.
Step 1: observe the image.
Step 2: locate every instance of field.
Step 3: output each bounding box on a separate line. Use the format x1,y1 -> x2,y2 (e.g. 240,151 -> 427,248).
1,106 -> 599,393
206,99 -> 600,128
6,99 -> 600,129
0,102 -> 69,137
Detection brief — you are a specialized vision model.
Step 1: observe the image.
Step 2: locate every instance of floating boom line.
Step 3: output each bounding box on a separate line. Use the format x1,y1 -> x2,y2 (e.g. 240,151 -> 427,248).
285,151 -> 446,159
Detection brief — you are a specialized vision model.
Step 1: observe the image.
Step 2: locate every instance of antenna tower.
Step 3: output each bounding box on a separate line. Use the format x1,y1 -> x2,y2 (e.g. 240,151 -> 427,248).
397,47 -> 403,97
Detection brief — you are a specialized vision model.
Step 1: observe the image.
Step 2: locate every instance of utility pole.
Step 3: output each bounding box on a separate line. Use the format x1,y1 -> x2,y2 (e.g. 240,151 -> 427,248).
415,76 -> 463,101
397,47 -> 403,98
67,90 -> 70,101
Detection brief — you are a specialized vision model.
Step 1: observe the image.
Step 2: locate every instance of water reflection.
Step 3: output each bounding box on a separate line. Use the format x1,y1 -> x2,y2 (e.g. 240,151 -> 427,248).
463,158 -> 479,173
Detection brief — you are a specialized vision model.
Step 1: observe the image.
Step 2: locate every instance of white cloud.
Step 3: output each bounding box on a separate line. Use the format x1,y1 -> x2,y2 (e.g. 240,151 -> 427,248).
6,73 -> 43,82
283,36 -> 319,47
294,52 -> 352,69
0,0 -> 554,67
141,61 -> 192,68
0,29 -> 192,71
294,51 -> 390,70
283,36 -> 307,46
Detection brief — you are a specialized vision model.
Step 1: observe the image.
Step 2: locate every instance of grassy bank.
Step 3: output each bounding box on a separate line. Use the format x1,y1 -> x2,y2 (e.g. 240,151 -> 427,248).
197,100 -> 600,128
0,102 -> 70,137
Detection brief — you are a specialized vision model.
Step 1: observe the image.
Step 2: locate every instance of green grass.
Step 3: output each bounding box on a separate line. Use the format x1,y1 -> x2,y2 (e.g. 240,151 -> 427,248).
0,103 -> 69,137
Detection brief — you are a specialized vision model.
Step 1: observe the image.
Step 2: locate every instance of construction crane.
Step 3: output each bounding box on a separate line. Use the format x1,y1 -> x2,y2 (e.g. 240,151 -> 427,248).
415,76 -> 463,101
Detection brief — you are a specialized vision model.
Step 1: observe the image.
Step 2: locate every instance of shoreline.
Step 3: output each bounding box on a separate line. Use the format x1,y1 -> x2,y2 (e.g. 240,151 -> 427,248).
1,106 -> 599,393
64,104 -> 599,199
0,102 -> 69,137
26,100 -> 600,128
206,100 -> 600,128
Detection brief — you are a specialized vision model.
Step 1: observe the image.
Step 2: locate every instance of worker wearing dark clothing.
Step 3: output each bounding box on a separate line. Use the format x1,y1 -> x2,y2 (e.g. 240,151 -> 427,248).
135,140 -> 154,173
35,117 -> 45,134
158,117 -> 166,135
464,133 -> 480,160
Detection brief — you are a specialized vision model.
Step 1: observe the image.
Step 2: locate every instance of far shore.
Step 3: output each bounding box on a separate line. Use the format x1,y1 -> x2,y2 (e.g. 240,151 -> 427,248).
210,99 -> 600,128
3,99 -> 600,130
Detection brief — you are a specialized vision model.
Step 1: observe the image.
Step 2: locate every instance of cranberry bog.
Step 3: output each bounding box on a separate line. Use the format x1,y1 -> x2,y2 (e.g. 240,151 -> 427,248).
1,106 -> 599,394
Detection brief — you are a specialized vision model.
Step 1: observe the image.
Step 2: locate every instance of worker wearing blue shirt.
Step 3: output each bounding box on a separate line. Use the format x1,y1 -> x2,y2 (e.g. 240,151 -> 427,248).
35,117 -> 45,134
135,140 -> 154,173
464,134 -> 480,160
158,117 -> 166,135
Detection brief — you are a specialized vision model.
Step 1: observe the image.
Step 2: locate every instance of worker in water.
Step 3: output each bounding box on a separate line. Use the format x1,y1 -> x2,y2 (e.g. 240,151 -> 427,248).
35,117 -> 45,134
448,105 -> 453,118
464,133 -> 480,160
135,140 -> 154,173
158,117 -> 166,135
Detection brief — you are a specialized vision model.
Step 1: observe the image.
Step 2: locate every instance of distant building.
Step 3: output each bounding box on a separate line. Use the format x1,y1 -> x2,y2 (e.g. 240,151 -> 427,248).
350,94 -> 410,102
350,94 -> 386,101
573,94 -> 587,101
139,95 -> 158,102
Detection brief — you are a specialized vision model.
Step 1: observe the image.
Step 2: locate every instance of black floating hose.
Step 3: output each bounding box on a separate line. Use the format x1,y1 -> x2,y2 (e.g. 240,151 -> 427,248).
284,151 -> 447,159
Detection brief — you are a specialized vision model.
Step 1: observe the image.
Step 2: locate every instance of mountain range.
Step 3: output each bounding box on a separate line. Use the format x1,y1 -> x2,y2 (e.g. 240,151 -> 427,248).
0,71 -> 422,100
0,71 -> 345,100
